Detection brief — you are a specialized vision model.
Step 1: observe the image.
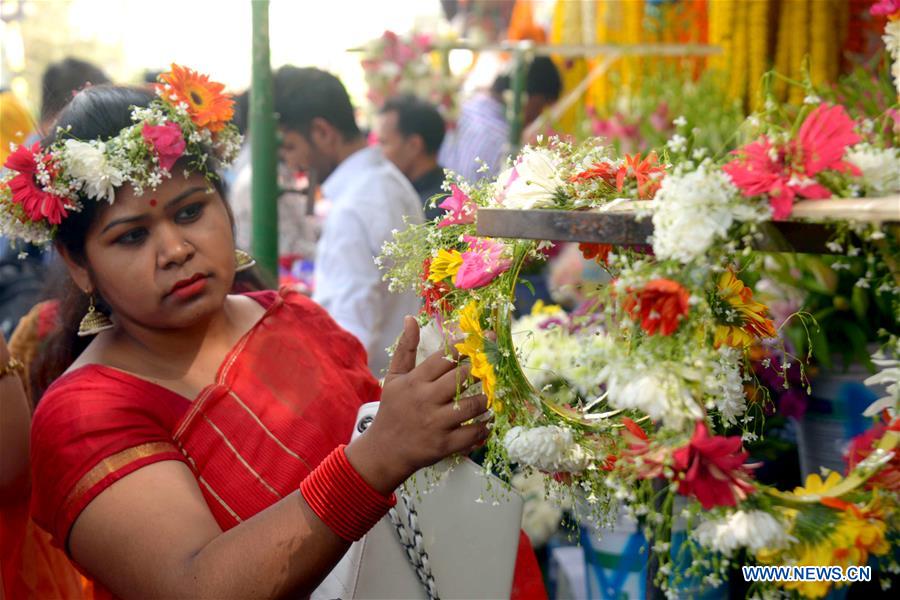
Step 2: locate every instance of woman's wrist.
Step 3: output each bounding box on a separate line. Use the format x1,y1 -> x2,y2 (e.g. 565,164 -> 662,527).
343,432 -> 412,497
299,445 -> 396,542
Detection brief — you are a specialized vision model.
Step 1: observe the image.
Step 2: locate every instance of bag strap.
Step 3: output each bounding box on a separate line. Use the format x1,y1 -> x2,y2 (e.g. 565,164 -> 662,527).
388,491 -> 440,600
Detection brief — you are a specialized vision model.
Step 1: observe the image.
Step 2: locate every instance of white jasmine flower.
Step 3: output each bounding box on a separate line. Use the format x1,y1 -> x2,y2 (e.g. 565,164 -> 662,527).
673,115 -> 687,127
62,140 -> 124,203
503,425 -> 592,473
803,94 -> 822,105
651,166 -> 765,263
666,134 -> 687,153
694,510 -> 793,555
846,144 -> 900,196
496,147 -> 564,210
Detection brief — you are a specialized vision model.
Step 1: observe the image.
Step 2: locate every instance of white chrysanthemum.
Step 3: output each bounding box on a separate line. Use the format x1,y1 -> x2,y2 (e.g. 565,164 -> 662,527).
694,510 -> 793,556
503,425 -> 592,473
846,144 -> 900,196
863,341 -> 899,418
707,346 -> 747,425
597,361 -> 704,431
513,311 -> 596,396
497,147 -> 564,210
63,140 -> 125,203
651,166 -> 764,263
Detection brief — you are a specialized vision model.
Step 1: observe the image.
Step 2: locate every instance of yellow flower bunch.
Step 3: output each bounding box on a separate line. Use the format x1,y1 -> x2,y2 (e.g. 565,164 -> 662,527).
455,301 -> 500,412
428,249 -> 462,282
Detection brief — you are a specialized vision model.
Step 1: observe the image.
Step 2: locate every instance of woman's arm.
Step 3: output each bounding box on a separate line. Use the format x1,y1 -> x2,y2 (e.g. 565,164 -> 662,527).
0,334 -> 31,501
69,317 -> 490,599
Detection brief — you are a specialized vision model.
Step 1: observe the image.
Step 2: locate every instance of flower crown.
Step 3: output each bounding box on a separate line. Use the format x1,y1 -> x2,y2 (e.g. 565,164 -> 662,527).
0,64 -> 242,247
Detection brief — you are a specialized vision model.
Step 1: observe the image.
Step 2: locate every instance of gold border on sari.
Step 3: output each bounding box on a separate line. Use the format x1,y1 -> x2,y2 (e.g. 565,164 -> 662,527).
60,441 -> 179,520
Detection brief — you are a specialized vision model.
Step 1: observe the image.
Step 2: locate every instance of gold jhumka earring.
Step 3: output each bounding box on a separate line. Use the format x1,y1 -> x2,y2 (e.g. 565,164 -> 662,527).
77,295 -> 114,337
234,249 -> 256,272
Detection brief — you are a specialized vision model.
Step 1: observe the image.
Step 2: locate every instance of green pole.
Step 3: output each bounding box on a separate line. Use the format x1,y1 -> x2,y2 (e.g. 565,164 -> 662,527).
508,44 -> 527,155
250,0 -> 278,279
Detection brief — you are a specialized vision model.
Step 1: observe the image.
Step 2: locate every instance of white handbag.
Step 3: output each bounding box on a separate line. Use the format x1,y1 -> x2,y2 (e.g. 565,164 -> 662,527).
312,402 -> 524,600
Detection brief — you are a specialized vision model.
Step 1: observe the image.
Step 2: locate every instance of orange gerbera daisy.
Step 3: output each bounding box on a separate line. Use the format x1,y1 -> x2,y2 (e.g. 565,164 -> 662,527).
158,64 -> 234,133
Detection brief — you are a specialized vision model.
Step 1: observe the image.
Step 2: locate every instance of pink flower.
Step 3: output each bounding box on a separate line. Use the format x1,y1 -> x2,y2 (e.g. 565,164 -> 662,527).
454,236 -> 511,289
794,104 -> 862,176
870,0 -> 900,17
438,184 -> 476,227
722,104 -> 860,220
142,121 -> 186,171
4,143 -> 68,225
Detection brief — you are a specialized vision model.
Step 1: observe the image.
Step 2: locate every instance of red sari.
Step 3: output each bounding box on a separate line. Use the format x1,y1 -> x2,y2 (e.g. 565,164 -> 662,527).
29,288 -> 545,598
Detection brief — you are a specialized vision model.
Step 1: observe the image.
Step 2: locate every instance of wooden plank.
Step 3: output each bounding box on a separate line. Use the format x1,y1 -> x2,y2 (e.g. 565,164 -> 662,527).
476,197 -> 900,253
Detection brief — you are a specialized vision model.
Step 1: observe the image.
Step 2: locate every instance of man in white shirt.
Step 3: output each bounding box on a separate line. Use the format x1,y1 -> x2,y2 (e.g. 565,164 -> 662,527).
274,66 -> 423,376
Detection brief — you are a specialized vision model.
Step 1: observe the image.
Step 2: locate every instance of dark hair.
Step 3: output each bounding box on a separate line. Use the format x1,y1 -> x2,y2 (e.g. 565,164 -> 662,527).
30,85 -> 236,400
526,56 -> 562,101
379,95 -> 446,156
273,66 -> 360,140
40,57 -> 110,124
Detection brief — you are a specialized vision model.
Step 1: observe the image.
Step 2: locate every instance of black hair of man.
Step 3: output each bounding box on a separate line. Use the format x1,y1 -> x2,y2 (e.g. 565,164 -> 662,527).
526,56 -> 562,101
379,95 -> 446,157
273,66 -> 360,141
40,57 -> 110,123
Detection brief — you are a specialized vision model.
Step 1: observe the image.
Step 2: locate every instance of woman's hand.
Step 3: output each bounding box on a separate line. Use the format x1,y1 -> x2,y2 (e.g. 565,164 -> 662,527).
345,317 -> 490,495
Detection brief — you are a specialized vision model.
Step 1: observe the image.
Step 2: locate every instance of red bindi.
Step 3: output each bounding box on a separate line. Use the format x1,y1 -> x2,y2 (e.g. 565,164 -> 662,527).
149,198 -> 158,207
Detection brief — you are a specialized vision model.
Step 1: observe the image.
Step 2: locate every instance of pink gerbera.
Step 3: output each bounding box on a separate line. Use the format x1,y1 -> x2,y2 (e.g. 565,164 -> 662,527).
723,104 -> 861,220
437,184 -> 476,227
454,235 -> 511,289
4,143 -> 68,225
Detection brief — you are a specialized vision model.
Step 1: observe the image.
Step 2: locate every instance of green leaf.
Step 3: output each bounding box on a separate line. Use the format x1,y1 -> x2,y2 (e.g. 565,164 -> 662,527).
793,503 -> 839,546
519,278 -> 536,296
809,325 -> 832,370
851,286 -> 870,323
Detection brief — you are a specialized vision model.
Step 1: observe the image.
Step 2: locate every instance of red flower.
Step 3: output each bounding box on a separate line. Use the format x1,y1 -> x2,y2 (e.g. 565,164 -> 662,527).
723,104 -> 860,220
3,143 -> 68,225
569,161 -> 617,185
579,242 -> 613,265
420,258 -> 452,317
622,278 -> 690,336
845,421 -> 900,492
142,121 -> 186,171
672,422 -> 756,509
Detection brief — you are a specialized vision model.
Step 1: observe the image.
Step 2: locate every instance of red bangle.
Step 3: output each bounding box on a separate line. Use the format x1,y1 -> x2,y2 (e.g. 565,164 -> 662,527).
300,445 -> 396,542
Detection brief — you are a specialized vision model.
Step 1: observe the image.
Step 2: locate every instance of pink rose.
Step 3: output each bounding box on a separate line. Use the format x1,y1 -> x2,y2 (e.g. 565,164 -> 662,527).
142,121 -> 186,171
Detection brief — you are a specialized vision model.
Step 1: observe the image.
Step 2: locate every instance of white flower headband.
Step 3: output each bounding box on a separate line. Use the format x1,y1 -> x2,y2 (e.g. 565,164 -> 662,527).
0,64 -> 242,246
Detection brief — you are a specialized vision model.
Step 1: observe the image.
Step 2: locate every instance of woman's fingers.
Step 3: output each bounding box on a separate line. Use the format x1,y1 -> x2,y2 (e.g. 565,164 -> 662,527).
385,316 -> 420,383
413,339 -> 463,383
444,421 -> 491,455
438,393 -> 489,428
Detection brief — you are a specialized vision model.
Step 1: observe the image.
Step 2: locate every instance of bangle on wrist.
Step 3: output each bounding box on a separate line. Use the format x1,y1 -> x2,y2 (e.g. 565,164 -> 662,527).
0,356 -> 24,380
300,444 -> 396,542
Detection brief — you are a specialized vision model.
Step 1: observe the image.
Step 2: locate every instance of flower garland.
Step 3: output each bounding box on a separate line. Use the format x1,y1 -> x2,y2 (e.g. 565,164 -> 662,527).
0,64 -> 241,247
381,87 -> 899,594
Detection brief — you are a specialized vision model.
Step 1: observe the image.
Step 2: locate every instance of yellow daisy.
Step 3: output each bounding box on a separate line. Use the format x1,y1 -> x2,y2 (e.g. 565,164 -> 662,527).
428,249 -> 463,283
712,269 -> 778,348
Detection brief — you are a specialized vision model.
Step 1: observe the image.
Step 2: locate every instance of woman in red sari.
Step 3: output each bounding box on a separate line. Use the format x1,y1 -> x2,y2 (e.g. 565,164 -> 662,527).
1,68 -> 544,599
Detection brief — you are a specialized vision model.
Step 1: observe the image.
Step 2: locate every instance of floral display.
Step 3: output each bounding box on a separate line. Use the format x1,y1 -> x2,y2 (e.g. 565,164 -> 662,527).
0,64 -> 242,247
360,30 -> 461,123
381,65 -> 899,595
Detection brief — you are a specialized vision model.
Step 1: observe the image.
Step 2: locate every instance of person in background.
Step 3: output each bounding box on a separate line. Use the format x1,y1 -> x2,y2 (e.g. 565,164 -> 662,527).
376,95 -> 447,221
274,66 -> 423,376
38,57 -> 109,137
0,90 -> 33,166
438,56 -> 562,183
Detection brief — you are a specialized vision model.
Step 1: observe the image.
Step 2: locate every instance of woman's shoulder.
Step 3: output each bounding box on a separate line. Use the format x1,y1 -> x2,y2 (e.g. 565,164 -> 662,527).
32,365 -> 187,442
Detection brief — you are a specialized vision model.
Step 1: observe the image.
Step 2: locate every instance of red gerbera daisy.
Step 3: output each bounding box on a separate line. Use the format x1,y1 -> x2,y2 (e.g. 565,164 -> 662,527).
3,143 -> 68,225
